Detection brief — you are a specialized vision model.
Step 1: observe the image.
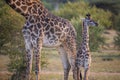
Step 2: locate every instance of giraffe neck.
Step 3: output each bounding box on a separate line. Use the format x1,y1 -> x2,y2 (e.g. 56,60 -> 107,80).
82,22 -> 90,51
5,0 -> 48,19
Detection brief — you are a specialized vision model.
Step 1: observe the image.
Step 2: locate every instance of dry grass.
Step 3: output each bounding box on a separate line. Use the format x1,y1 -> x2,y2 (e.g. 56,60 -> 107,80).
91,52 -> 120,72
42,48 -> 63,72
89,75 -> 120,80
0,50 -> 120,80
0,55 -> 11,80
40,74 -> 120,80
0,55 -> 10,71
40,50 -> 120,80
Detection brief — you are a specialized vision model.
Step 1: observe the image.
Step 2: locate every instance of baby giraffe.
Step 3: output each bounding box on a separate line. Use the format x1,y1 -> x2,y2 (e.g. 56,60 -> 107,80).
76,14 -> 98,80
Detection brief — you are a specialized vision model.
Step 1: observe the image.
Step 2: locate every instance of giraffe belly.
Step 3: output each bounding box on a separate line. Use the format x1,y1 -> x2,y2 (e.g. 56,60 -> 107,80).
43,36 -> 61,48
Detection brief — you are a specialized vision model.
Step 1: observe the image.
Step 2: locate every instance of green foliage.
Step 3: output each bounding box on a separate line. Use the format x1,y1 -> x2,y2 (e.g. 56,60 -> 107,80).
88,0 -> 120,30
0,0 -> 24,54
53,1 -> 112,51
41,0 -> 54,10
114,14 -> 120,31
54,2 -> 112,28
114,14 -> 120,49
85,0 -> 120,49
42,0 -> 79,3
90,1 -> 120,15
114,33 -> 120,49
0,0 -> 25,72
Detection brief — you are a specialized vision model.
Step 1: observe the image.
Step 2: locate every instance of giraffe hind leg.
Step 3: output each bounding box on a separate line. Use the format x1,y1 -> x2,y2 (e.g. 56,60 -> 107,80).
58,46 -> 71,80
66,40 -> 77,80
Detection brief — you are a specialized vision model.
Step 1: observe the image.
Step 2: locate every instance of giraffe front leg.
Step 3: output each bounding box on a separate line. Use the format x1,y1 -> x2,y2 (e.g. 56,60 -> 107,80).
58,46 -> 71,80
84,58 -> 91,80
65,39 -> 77,80
67,50 -> 77,80
23,35 -> 33,80
33,39 -> 42,80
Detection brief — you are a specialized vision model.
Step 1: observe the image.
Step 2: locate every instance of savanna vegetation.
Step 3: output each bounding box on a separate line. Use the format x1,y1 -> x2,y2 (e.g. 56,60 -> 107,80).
0,0 -> 120,80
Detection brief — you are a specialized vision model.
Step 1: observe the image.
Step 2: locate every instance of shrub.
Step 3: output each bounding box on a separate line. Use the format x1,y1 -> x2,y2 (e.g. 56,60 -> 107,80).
53,1 -> 112,51
114,14 -> 120,49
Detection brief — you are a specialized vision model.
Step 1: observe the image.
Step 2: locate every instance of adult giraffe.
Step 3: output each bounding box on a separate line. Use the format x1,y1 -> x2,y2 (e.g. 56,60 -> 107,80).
5,0 -> 77,80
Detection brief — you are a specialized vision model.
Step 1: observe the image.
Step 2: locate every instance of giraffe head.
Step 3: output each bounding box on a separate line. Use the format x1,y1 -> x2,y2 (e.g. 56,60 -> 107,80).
83,13 -> 98,27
